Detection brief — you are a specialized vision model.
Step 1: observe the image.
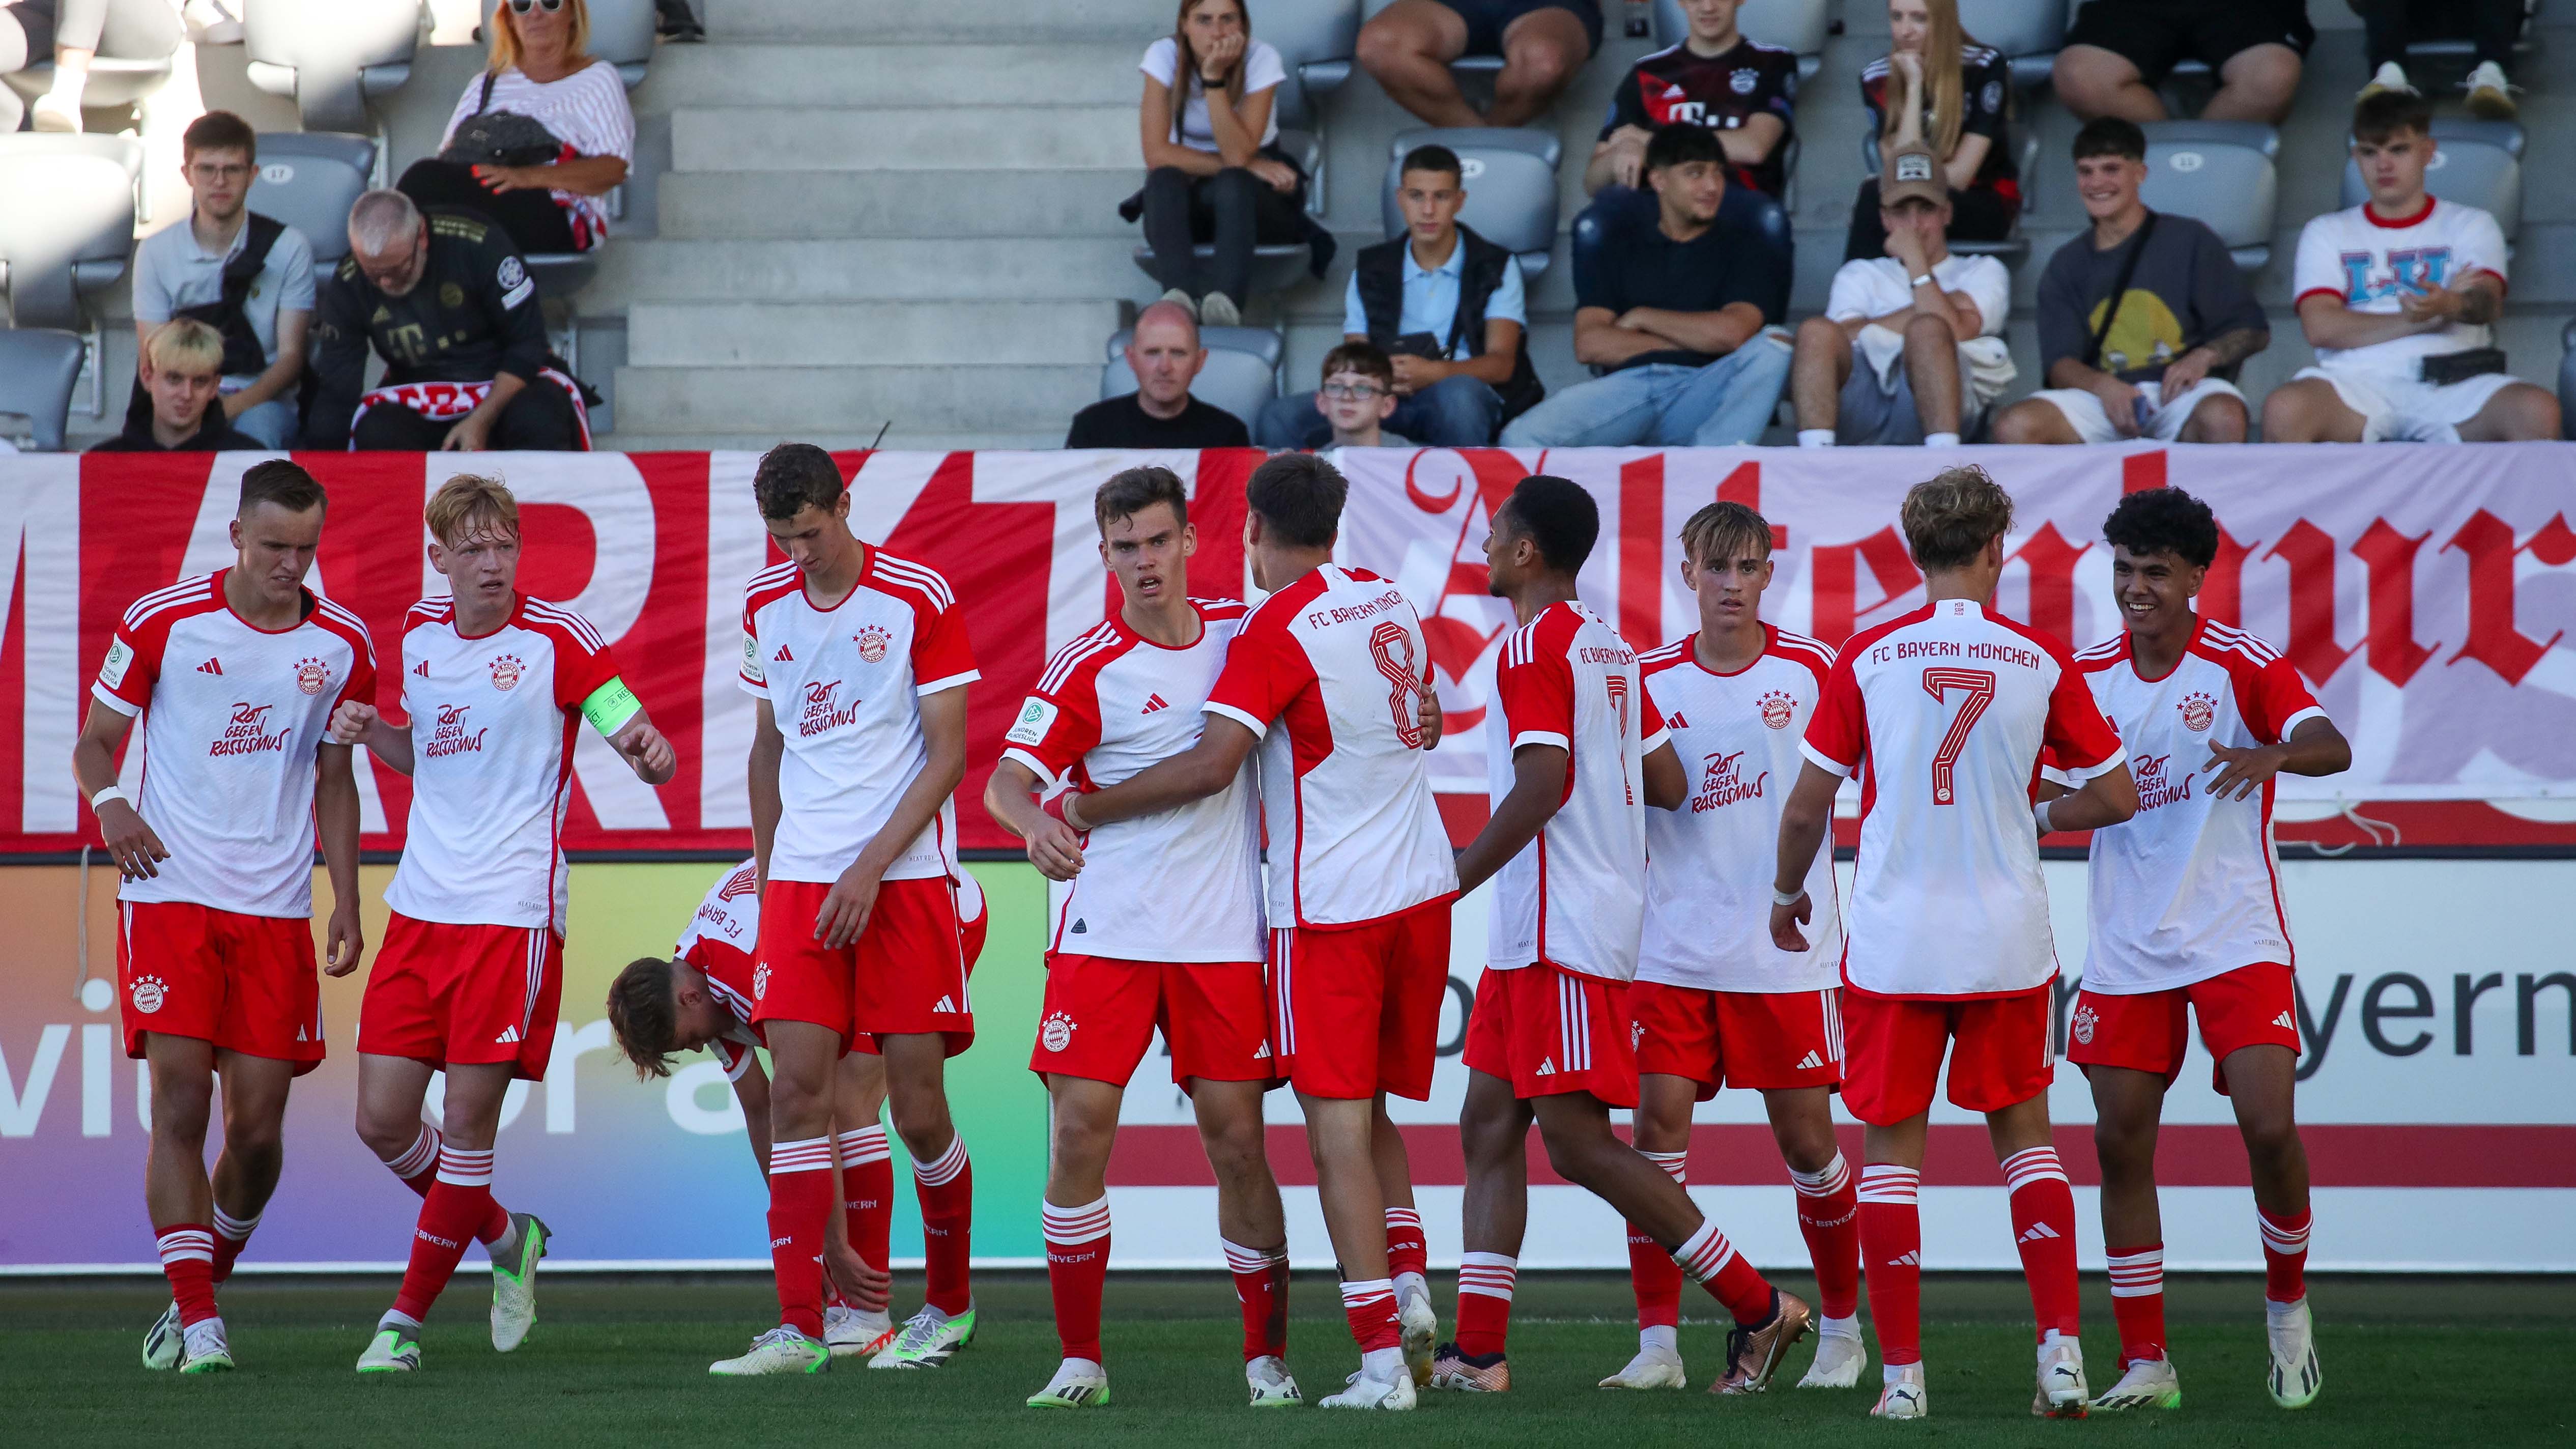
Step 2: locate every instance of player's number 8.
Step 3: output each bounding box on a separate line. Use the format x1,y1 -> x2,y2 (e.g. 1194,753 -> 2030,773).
1919,667 -> 1996,805
1370,621 -> 1425,750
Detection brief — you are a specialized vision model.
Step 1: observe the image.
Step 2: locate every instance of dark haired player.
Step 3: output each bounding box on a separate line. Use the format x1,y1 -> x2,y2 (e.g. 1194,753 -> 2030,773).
2065,487 -> 2349,1413
720,443 -> 980,1375
1434,477 -> 1810,1397
74,461 -> 373,1374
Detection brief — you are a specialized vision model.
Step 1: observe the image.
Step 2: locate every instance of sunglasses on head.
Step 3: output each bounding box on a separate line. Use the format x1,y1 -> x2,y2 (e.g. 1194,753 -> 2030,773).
506,0 -> 566,13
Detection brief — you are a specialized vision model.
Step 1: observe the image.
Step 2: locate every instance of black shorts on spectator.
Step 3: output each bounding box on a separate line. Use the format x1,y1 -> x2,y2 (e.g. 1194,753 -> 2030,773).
2055,0 -> 2312,125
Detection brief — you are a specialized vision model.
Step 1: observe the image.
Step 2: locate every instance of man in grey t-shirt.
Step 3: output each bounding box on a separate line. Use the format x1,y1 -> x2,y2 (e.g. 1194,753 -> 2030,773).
1992,118 -> 2268,445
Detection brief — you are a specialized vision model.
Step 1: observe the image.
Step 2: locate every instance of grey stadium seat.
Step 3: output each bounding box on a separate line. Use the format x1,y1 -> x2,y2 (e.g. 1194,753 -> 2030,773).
2139,121 -> 2277,271
2339,119 -> 2522,244
246,0 -> 419,135
1382,128 -> 1560,277
2561,319 -> 2576,441
250,133 -> 378,267
1265,0 -> 1360,132
1127,130 -> 1328,299
1654,0 -> 1831,79
0,133 -> 148,221
0,142 -> 137,330
1100,326 -> 1281,434
1961,0 -> 2067,89
482,0 -> 656,88
1853,129 -> 2038,263
0,329 -> 88,452
1,55 -> 174,120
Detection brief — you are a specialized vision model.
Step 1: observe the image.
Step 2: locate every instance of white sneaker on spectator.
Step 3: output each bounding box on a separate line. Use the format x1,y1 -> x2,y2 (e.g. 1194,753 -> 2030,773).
2464,61 -> 2517,120
2359,61 -> 2415,101
1199,292 -> 1241,327
30,84 -> 82,133
184,0 -> 246,43
1158,288 -> 1198,321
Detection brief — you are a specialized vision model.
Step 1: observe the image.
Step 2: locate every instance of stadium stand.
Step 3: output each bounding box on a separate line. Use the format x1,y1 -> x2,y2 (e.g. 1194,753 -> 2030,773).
243,0 -> 419,136
2336,116 -> 2522,243
1099,322 -> 1283,432
248,132 -> 378,267
0,137 -> 137,420
2138,120 -> 2281,270
0,0 -> 182,134
1379,126 -> 1563,275
0,326 -> 88,451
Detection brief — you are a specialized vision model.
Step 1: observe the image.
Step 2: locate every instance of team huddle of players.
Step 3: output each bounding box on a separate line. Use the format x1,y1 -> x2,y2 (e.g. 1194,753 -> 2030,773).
87,446 -> 2343,1421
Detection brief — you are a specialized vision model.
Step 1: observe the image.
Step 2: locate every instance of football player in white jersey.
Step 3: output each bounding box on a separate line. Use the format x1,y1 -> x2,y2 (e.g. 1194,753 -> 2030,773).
331,474 -> 676,1375
1436,477 -> 1812,1398
1601,501 -> 1865,1395
2062,488 -> 2350,1414
984,467 -> 1298,1411
1768,467 -> 2137,1420
74,461 -> 373,1374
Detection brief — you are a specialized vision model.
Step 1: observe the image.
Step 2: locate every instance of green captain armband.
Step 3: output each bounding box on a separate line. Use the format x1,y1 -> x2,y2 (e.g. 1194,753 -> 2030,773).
582,677 -> 643,737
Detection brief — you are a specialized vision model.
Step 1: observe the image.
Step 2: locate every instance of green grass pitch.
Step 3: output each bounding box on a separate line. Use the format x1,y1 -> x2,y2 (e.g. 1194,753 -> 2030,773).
3,1271 -> 2567,1446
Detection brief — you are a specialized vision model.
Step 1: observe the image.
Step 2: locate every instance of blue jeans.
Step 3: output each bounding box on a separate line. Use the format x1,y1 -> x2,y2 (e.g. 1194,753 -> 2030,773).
1498,335 -> 1791,448
1256,373 -> 1504,447
227,397 -> 296,449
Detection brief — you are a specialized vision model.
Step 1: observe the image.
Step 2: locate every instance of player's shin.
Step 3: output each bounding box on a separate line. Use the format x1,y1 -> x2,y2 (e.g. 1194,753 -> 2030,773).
2107,1244 -> 2168,1366
1787,1151 -> 1862,1323
2002,1146 -> 2082,1342
209,1206 -> 261,1286
156,1225 -> 220,1329
1630,1150 -> 1688,1342
391,1146 -> 496,1323
910,1130 -> 975,1317
1223,1239 -> 1291,1360
1857,1164 -> 1924,1366
767,1137 -> 835,1339
1041,1197 -> 1111,1366
377,1124 -> 509,1243
837,1124 -> 894,1282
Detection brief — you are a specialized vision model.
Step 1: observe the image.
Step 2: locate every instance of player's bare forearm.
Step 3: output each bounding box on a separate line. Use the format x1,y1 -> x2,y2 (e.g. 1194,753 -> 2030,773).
1772,762 -> 1841,897
1642,740 -> 1685,810
851,686 -> 969,882
313,744 -> 362,899
1454,744 -> 1568,897
2277,716 -> 2353,776
749,701 -> 784,887
2047,761 -> 2140,832
70,701 -> 132,800
2205,717 -> 2351,801
1068,715 -> 1256,828
984,757 -> 1084,879
608,708 -> 678,786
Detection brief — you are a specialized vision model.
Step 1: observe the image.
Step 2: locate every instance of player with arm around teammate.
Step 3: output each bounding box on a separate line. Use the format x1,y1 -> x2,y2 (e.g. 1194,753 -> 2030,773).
1599,500 -> 1865,1394
330,473 -> 676,1374
73,460 -> 373,1374
2062,487 -> 2349,1413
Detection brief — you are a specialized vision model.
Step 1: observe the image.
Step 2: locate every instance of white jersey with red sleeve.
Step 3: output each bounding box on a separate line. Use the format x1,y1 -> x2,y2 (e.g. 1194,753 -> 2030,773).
2073,619 -> 2327,995
90,570 -> 376,918
999,599 -> 1264,963
2290,196 -> 2508,376
1483,601 -> 1663,982
1801,598 -> 2124,998
675,858 -> 764,1080
1201,564 -> 1456,929
382,594 -> 623,930
1636,626 -> 1842,992
739,547 -> 979,887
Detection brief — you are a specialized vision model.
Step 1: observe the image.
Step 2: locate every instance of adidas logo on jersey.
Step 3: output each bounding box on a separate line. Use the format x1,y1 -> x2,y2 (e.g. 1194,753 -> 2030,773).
773,644 -> 794,662
413,660 -> 430,678
2274,1011 -> 2298,1032
495,1026 -> 523,1044
196,658 -> 223,675
1666,712 -> 1688,730
1069,918 -> 1086,934
2018,1222 -> 2061,1244
1888,1252 -> 1920,1266
1795,1050 -> 1824,1070
934,996 -> 959,1014
1141,693 -> 1170,714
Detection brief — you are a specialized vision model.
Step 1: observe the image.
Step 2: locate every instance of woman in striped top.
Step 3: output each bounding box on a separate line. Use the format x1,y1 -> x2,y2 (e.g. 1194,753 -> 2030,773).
397,0 -> 635,255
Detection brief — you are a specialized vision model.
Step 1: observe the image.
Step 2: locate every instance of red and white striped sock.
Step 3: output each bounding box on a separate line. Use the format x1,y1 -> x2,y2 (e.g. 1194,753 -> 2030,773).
1383,1206 -> 1429,1291
836,1125 -> 894,1286
209,1205 -> 260,1286
1857,1164 -> 1923,1366
1672,1216 -> 1774,1324
1041,1196 -> 1110,1365
1222,1238 -> 1290,1361
911,1132 -> 974,1317
2258,1205 -> 2311,1305
767,1135 -> 834,1339
392,1145 -> 496,1322
2106,1242 -> 2166,1366
1454,1251 -> 1518,1357
1628,1150 -> 1687,1337
157,1224 -> 219,1328
1788,1151 -> 1862,1322
2002,1146 -> 2081,1341
1338,1276 -> 1400,1352
378,1124 -> 508,1243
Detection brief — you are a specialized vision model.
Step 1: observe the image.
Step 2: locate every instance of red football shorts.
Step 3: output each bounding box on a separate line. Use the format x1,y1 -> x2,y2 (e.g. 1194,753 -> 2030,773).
1840,982 -> 2055,1125
1028,954 -> 1272,1089
117,900 -> 324,1074
358,913 -> 563,1080
1269,895 -> 1453,1101
752,877 -> 972,1057
2067,963 -> 2301,1095
1630,981 -> 1844,1100
1462,963 -> 1636,1107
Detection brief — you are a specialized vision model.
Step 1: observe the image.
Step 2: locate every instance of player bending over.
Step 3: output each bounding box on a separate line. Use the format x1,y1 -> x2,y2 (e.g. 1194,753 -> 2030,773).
333,473 -> 676,1374
716,443 -> 981,1375
1601,500 -> 1865,1394
1055,453 -> 1454,1410
985,467 -> 1299,1410
2063,487 -> 2348,1413
1769,467 -> 2137,1420
1434,477 -> 1811,1397
75,461 -> 374,1374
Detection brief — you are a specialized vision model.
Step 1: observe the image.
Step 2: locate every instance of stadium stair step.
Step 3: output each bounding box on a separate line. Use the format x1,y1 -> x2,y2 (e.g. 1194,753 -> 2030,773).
596,238 -> 1146,300
626,300 -> 1120,368
654,174 -> 1140,240
609,363 -> 1100,438
704,0 -> 1179,46
632,44 -> 1141,114
674,105 -> 1139,174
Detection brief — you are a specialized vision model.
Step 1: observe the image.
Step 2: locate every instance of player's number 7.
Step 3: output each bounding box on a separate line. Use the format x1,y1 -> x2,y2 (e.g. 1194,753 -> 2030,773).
1919,667 -> 1996,806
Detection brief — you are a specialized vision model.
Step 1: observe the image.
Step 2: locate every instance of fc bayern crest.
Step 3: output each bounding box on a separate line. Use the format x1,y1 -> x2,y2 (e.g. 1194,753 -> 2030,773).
753,962 -> 771,1000
1041,1010 -> 1075,1053
855,625 -> 892,664
1758,689 -> 1796,730
1730,67 -> 1757,94
132,975 -> 167,1014
295,657 -> 330,696
490,653 -> 524,692
2070,1003 -> 2097,1045
2179,691 -> 2216,732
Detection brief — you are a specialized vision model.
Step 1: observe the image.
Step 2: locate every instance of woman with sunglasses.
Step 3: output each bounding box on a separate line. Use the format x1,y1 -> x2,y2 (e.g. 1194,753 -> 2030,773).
398,0 -> 634,255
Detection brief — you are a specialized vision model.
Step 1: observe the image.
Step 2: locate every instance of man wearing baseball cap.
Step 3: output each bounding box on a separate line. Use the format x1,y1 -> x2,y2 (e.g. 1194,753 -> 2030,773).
1789,143 -> 2015,447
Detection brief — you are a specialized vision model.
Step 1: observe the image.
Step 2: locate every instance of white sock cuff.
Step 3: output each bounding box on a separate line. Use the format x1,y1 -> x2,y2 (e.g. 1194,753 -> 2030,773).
156,1228 -> 215,1264
835,1124 -> 891,1164
1672,1220 -> 1736,1282
1222,1238 -> 1286,1272
1384,1206 -> 1423,1230
1924,431 -> 1961,448
434,1145 -> 494,1187
2000,1146 -> 2069,1191
2106,1246 -> 2164,1298
1041,1196 -> 1111,1245
378,1310 -> 421,1332
1641,1149 -> 1688,1184
911,1132 -> 970,1187
1798,429 -> 1836,448
212,1206 -> 261,1242
771,1135 -> 835,1175
1788,1151 -> 1850,1195
1338,1277 -> 1394,1308
1856,1164 -> 1921,1204
2257,1211 -> 2311,1251
384,1124 -> 439,1179
1457,1251 -> 1518,1300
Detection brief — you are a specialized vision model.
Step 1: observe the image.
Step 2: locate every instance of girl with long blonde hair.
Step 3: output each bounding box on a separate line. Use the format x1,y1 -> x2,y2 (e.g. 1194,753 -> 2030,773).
1130,0 -> 1308,325
1846,0 -> 2019,260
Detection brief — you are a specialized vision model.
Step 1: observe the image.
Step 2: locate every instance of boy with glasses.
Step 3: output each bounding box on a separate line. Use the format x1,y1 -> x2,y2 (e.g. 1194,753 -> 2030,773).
1312,344 -> 1410,449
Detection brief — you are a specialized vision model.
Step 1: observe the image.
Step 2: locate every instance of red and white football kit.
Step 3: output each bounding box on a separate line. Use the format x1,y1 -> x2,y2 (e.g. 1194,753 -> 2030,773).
1004,600 -> 1271,1089
1631,626 -> 1844,1098
1459,602 -> 1663,1107
1201,564 -> 1457,1101
2069,619 -> 2323,1092
360,594 -> 625,1079
1801,598 -> 2124,1122
739,548 -> 979,1054
95,570 -> 375,1072
675,860 -> 768,1081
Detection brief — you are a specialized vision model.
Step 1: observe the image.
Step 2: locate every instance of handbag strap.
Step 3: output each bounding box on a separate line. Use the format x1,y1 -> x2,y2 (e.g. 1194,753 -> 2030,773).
2083,210 -> 2157,372
476,69 -> 498,117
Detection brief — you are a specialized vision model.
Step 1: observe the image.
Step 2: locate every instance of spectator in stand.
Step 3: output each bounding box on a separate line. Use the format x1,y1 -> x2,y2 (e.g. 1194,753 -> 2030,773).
0,0 -> 180,132
397,0 -> 634,256
1500,126 -> 1790,448
1130,0 -> 1308,329
653,0 -> 703,44
1256,144 -> 1533,449
1358,0 -> 1601,128
2352,0 -> 2521,120
2054,0 -> 2309,125
1849,0 -> 2017,261
1066,300 -> 1252,449
90,321 -> 267,453
1312,343 -> 1411,449
1586,0 -> 1796,203
129,111 -> 316,451
2264,92 -> 2558,444
306,191 -> 589,451
1991,118 -> 2266,445
1793,145 -> 2013,447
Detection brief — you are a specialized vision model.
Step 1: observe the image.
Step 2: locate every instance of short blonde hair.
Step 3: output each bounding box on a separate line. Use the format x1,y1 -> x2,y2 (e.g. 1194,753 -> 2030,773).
488,0 -> 591,74
1679,500 -> 1772,568
144,318 -> 225,378
425,473 -> 522,548
1900,465 -> 2016,572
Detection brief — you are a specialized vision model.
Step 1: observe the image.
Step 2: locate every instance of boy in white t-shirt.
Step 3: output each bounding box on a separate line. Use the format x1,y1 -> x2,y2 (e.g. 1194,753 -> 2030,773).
2263,91 -> 2559,443
1792,146 -> 2015,447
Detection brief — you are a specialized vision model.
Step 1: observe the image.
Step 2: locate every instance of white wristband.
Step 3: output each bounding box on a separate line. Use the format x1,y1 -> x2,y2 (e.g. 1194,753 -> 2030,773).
2034,799 -> 2055,836
1772,887 -> 1805,907
1909,273 -> 1934,288
89,785 -> 130,812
